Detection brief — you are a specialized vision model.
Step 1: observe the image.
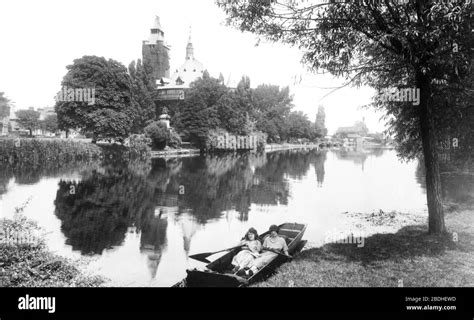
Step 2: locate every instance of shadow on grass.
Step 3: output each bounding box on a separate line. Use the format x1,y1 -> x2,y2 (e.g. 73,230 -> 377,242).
297,223 -> 474,267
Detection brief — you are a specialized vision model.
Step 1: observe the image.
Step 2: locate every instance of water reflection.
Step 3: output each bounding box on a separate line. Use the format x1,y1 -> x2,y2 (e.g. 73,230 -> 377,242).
0,161 -> 101,196
314,152 -> 327,187
50,151 -> 331,258
2,148 -> 472,286
416,162 -> 474,206
54,165 -> 157,255
140,213 -> 168,279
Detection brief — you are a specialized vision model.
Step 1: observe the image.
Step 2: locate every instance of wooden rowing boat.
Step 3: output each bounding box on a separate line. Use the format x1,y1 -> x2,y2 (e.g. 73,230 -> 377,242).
173,222 -> 307,287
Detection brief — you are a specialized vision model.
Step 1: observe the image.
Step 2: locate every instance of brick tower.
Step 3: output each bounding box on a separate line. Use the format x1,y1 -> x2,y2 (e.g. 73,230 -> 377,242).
142,15 -> 170,81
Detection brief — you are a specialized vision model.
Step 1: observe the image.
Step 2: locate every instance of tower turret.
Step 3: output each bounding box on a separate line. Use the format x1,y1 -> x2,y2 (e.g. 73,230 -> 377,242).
186,29 -> 194,60
142,15 -> 170,80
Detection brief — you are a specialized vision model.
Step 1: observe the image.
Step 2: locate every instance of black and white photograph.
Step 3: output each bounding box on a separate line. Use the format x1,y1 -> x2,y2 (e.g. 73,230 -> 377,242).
0,0 -> 473,316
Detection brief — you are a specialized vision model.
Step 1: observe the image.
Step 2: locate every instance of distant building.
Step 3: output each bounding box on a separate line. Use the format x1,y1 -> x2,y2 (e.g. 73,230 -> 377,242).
156,29 -> 205,103
335,119 -> 369,138
142,16 -> 171,81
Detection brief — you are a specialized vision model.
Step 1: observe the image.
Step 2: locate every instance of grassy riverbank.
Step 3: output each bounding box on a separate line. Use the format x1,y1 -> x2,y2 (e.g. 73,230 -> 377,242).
255,207 -> 474,287
0,138 -> 103,166
0,214 -> 105,287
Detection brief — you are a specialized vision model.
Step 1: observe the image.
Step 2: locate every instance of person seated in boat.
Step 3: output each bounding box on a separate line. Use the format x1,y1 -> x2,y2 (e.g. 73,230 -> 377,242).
230,228 -> 262,273
238,224 -> 289,278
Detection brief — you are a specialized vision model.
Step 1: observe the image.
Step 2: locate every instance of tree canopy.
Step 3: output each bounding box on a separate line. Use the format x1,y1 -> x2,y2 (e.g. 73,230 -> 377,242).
129,59 -> 157,133
55,56 -> 135,143
179,71 -> 228,147
41,114 -> 58,134
216,0 -> 474,234
15,109 -> 40,136
0,92 -> 11,119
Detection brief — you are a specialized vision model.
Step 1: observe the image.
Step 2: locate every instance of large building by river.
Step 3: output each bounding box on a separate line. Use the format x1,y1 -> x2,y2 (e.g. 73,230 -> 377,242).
143,15 -> 206,104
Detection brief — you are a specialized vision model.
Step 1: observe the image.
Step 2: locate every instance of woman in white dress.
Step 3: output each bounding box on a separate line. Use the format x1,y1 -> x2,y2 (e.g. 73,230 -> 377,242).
239,225 -> 289,278
231,228 -> 262,273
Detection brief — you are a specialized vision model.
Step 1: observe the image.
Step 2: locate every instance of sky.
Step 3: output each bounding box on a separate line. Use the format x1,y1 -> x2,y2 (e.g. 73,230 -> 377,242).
0,0 -> 387,135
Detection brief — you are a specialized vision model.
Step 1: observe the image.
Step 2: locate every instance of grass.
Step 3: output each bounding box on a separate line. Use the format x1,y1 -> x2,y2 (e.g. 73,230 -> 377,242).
254,208 -> 474,287
0,138 -> 103,166
0,214 -> 105,287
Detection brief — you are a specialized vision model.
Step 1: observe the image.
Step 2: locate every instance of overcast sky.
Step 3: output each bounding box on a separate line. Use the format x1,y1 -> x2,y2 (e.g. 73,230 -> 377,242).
0,0 -> 387,134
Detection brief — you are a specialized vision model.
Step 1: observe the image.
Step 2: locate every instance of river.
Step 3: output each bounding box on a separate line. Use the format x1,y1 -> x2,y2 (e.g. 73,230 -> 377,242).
1,148 -> 472,286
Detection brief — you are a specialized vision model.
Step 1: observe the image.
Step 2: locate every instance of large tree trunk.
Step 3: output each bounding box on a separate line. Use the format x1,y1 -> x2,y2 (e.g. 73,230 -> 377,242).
417,72 -> 446,234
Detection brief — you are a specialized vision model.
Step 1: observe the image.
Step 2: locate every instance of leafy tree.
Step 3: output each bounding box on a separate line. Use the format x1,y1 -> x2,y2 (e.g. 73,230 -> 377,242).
219,72 -> 225,84
286,111 -> 313,141
0,92 -> 11,119
145,121 -> 170,150
41,114 -> 58,134
55,56 -> 135,143
315,105 -> 328,138
129,59 -> 157,133
216,76 -> 255,135
180,71 -> 228,147
252,84 -> 293,142
15,109 -> 40,136
217,0 -> 474,234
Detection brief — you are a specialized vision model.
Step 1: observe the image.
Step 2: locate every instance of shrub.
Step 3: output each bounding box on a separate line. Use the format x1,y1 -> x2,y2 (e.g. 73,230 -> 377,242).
0,138 -> 103,167
168,129 -> 182,149
0,213 -> 105,287
127,134 -> 152,159
144,122 -> 170,150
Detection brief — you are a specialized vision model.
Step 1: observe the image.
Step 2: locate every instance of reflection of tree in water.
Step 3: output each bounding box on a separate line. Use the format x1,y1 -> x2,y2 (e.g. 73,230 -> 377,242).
314,151 -> 327,187
252,152 -> 291,206
171,154 -> 256,223
51,149 -> 335,271
416,160 -> 474,206
0,161 -> 101,196
369,147 -> 385,158
54,164 -> 158,255
251,150 -> 327,203
441,174 -> 474,205
334,148 -> 369,171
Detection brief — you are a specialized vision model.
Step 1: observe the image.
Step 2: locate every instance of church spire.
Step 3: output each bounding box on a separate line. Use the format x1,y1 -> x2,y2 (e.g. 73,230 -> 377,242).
186,26 -> 194,60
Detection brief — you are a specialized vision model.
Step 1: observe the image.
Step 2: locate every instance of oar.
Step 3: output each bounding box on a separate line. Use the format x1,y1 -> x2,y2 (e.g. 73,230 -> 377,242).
261,248 -> 293,260
189,245 -> 243,263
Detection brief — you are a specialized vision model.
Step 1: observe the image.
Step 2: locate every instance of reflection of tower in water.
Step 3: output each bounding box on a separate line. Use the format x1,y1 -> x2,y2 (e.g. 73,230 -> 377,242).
139,209 -> 168,279
179,214 -> 200,258
314,152 -> 327,187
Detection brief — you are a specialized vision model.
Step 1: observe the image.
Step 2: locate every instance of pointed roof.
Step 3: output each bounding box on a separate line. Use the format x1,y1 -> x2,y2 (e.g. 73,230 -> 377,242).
151,15 -> 163,31
186,27 -> 194,60
145,15 -> 165,44
166,30 -> 205,88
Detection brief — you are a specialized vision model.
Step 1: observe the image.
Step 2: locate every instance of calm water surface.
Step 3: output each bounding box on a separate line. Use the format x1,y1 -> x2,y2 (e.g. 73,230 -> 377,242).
1,148 -> 472,286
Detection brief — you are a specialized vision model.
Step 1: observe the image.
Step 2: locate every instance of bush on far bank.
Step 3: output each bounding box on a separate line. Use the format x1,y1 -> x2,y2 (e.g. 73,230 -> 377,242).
0,135 -> 153,167
144,121 -> 182,150
0,138 -> 103,167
